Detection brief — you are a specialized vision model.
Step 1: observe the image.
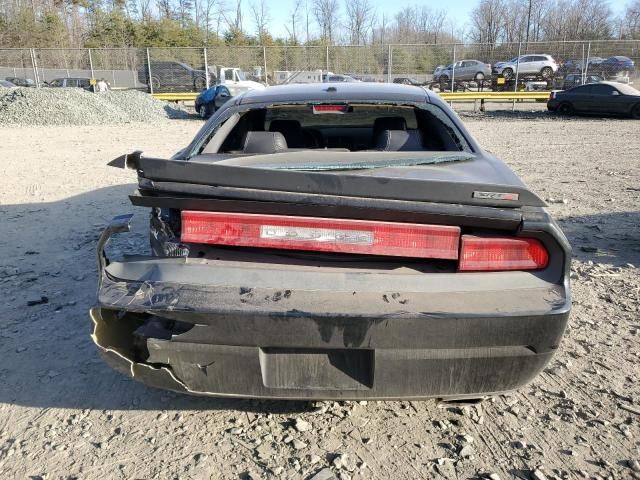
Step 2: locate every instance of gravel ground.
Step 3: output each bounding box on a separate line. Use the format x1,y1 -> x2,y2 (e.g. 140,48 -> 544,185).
0,88 -> 190,126
0,114 -> 639,480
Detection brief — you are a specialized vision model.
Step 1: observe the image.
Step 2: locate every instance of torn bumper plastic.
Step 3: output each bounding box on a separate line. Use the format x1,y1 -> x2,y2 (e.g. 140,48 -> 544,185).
91,215 -> 570,400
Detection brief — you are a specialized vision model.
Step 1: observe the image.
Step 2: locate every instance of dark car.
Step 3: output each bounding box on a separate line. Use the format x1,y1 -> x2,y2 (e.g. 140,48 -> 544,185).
5,76 -> 35,87
393,77 -> 425,86
548,81 -> 640,118
137,61 -> 210,92
593,56 -> 635,77
194,85 -> 232,119
46,77 -> 93,90
93,83 -> 571,400
554,73 -> 604,90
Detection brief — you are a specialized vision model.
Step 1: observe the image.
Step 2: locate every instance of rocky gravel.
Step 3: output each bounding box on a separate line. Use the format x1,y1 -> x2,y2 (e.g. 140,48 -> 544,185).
0,88 -> 190,126
0,114 -> 638,479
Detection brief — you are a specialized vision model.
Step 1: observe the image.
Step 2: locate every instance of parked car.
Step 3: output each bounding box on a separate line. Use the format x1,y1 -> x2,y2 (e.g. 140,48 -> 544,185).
0,79 -> 17,88
554,73 -> 604,90
548,81 -> 640,118
393,77 -> 425,86
46,77 -> 93,90
137,61 -> 211,92
93,82 -> 572,400
493,54 -> 558,79
591,56 -> 636,78
194,85 -> 233,119
322,73 -> 358,82
557,57 -> 603,74
433,60 -> 492,83
5,76 -> 35,87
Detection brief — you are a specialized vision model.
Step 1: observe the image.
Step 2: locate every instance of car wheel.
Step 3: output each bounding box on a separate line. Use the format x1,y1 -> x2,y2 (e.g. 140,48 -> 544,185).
439,75 -> 449,86
194,76 -> 207,90
475,72 -> 485,81
631,104 -> 640,119
198,104 -> 212,119
502,68 -> 513,80
150,76 -> 160,91
541,67 -> 553,79
558,102 -> 574,116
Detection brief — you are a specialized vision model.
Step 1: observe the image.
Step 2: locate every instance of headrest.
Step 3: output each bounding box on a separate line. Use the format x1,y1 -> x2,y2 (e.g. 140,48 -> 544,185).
376,130 -> 424,151
243,131 -> 288,154
373,117 -> 407,135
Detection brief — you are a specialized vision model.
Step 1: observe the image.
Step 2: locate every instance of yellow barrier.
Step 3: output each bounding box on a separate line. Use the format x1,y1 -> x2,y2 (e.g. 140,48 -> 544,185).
438,91 -> 550,101
152,92 -> 198,101
151,90 -> 551,103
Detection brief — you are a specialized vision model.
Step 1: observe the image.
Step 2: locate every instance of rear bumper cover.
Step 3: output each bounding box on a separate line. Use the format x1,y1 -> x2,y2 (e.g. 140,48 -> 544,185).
92,215 -> 570,400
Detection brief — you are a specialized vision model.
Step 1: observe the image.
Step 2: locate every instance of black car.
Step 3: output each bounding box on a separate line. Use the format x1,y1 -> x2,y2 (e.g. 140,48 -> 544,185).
5,76 -> 35,87
92,83 -> 571,400
548,81 -> 640,118
137,61 -> 210,92
554,73 -> 604,90
194,85 -> 232,119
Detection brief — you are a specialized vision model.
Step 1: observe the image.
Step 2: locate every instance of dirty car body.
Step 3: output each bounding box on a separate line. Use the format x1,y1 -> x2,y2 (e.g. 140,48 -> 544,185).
92,83 -> 571,400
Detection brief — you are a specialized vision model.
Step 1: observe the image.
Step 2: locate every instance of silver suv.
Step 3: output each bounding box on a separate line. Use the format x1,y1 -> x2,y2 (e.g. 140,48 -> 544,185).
493,54 -> 558,79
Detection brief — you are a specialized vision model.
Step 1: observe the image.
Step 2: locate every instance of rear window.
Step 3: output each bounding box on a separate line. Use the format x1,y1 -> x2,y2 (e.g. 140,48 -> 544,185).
199,104 -> 472,156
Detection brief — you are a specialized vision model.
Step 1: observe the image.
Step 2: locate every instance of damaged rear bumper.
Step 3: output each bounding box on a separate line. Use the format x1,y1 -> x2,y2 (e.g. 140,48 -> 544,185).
91,215 -> 570,400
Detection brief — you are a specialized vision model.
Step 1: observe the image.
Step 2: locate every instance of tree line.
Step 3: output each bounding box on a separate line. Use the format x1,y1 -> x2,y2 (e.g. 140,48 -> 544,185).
0,0 -> 638,49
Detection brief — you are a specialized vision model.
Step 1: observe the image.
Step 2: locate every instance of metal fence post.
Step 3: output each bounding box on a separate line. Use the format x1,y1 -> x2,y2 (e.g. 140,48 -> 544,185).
29,48 -> 40,87
146,48 -> 153,94
326,45 -> 330,73
451,44 -> 456,93
88,48 -> 95,80
204,47 -> 210,89
263,46 -> 268,85
584,41 -> 591,80
387,44 -> 392,83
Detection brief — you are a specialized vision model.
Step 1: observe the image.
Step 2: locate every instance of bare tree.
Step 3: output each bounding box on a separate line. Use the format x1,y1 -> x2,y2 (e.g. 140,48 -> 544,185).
312,0 -> 340,43
284,0 -> 302,44
470,0 -> 506,44
344,0 -> 375,45
250,0 -> 270,43
624,0 -> 640,38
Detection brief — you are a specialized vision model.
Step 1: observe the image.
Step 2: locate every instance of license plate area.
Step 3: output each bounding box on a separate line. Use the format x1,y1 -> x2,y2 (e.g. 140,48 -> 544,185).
259,348 -> 374,390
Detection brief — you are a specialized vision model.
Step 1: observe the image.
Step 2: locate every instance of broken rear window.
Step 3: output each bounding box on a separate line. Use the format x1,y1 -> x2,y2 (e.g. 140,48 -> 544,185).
199,104 -> 472,158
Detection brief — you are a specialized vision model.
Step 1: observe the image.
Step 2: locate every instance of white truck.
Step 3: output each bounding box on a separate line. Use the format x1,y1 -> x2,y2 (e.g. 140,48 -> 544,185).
209,66 -> 265,96
274,70 -> 324,84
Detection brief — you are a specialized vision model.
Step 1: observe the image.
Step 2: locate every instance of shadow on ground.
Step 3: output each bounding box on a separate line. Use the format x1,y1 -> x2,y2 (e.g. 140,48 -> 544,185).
0,184 -> 637,412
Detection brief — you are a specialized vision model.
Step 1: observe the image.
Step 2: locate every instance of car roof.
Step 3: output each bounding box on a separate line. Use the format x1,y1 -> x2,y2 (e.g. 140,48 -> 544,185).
237,82 -> 431,105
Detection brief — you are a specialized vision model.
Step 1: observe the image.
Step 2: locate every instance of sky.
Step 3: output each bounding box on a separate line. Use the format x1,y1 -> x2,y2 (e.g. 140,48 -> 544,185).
253,0 -> 628,40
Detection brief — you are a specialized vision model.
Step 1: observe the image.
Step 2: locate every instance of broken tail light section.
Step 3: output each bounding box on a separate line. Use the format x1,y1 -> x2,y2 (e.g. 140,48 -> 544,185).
180,212 -> 549,271
181,211 -> 460,259
459,235 -> 549,271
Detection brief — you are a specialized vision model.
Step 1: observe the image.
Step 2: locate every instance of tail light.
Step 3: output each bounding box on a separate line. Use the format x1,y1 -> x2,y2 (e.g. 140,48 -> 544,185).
181,211 -> 460,259
458,235 -> 549,272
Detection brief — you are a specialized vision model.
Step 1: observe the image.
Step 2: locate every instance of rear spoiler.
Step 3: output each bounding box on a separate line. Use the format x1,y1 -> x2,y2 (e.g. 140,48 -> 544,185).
109,151 -> 546,209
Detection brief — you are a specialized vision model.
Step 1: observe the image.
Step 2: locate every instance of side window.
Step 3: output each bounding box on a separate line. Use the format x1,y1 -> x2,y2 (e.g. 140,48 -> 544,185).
50,79 -> 62,87
67,79 -> 78,87
520,56 -> 533,63
225,70 -> 234,81
591,85 -> 615,95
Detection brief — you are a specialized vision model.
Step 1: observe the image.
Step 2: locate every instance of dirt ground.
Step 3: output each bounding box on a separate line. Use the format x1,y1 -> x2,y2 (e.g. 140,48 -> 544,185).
0,112 -> 639,480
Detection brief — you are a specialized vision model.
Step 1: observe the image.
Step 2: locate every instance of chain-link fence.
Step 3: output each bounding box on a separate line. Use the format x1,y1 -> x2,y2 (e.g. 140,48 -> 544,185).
1,40 -> 638,92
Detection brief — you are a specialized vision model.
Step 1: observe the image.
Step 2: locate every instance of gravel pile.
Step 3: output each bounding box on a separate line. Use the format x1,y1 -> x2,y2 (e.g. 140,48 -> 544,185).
0,88 -> 190,126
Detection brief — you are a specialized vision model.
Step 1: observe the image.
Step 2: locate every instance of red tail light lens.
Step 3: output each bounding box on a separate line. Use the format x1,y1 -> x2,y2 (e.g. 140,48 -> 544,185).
181,211 -> 460,259
459,235 -> 549,271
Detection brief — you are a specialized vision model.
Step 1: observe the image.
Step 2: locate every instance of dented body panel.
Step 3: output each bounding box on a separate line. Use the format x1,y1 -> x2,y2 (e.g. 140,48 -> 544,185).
92,84 -> 571,400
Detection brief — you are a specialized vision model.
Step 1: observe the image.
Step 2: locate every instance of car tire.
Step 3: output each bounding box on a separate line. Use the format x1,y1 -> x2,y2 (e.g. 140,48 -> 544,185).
475,72 -> 485,81
502,68 -> 513,80
194,76 -> 207,90
541,67 -> 553,79
150,76 -> 160,91
198,104 -> 212,119
558,102 -> 574,116
631,104 -> 640,119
